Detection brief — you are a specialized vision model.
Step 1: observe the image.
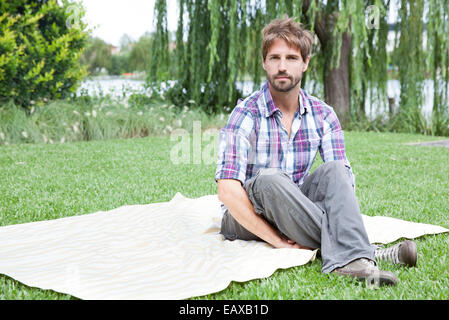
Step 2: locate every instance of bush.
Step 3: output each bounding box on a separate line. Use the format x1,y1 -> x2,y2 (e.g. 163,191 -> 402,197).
128,93 -> 153,107
0,0 -> 89,108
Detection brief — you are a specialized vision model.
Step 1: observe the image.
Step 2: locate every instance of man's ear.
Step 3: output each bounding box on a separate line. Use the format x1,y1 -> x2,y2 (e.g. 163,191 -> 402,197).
262,56 -> 267,71
303,55 -> 311,72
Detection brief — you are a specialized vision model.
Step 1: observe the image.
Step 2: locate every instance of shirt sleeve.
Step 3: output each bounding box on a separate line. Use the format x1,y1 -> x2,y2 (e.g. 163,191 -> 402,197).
319,107 -> 356,189
215,106 -> 254,185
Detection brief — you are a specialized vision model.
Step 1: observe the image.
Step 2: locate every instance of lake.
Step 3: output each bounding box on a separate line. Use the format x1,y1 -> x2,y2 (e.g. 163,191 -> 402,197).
78,77 -> 435,119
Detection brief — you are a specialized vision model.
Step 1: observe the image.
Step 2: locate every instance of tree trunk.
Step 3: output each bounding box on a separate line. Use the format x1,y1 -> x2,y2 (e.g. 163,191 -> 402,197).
323,32 -> 352,127
302,1 -> 352,127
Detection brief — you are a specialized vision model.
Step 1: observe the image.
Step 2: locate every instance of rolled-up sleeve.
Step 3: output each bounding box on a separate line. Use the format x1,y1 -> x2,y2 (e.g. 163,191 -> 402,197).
215,106 -> 254,185
319,108 -> 356,189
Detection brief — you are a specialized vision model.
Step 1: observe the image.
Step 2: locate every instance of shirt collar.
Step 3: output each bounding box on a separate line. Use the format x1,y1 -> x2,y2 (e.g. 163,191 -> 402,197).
262,81 -> 308,118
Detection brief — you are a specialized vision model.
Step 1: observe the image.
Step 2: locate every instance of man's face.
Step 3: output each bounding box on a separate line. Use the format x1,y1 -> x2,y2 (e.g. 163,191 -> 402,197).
262,38 -> 310,93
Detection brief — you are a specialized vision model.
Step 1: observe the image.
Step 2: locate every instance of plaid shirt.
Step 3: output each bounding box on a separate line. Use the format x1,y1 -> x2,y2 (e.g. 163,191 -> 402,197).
215,81 -> 354,191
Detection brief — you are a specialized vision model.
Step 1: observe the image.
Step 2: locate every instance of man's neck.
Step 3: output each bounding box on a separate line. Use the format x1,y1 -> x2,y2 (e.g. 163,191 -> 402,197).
269,82 -> 301,115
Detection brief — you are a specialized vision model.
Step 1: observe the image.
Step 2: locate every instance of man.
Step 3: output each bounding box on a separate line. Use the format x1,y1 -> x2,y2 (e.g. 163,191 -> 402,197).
215,17 -> 417,286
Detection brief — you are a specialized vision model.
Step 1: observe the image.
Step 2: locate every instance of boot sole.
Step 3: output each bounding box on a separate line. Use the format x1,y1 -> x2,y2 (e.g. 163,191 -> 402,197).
333,269 -> 398,286
360,271 -> 399,287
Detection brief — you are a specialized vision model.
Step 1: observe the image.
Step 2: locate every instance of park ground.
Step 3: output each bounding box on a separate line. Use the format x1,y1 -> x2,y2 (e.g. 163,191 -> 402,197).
0,131 -> 448,299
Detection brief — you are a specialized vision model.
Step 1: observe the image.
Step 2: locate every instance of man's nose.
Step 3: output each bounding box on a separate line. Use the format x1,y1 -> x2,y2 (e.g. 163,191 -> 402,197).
278,58 -> 287,72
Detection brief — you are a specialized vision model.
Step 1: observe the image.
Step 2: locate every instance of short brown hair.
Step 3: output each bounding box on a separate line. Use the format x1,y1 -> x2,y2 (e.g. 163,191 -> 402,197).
262,17 -> 314,62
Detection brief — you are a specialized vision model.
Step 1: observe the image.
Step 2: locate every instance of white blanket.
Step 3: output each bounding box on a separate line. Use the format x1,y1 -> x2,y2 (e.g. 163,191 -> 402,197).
0,193 -> 447,300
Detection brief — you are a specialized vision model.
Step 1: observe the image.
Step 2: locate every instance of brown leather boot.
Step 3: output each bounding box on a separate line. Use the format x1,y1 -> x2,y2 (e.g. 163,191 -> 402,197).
375,240 -> 418,267
332,258 -> 399,286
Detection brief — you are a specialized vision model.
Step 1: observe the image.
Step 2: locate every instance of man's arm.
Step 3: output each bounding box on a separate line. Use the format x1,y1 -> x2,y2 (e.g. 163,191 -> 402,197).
217,178 -> 303,249
216,105 -> 306,249
320,107 -> 356,189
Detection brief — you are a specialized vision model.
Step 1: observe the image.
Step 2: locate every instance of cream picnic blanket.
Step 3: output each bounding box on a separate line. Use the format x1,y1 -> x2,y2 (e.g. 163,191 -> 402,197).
0,193 -> 447,300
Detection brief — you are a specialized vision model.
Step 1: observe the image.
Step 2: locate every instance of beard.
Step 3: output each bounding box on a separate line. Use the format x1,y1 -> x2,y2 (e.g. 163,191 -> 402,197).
267,72 -> 302,92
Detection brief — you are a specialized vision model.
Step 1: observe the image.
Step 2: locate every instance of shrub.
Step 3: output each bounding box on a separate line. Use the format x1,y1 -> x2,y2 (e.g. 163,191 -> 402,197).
0,0 -> 89,108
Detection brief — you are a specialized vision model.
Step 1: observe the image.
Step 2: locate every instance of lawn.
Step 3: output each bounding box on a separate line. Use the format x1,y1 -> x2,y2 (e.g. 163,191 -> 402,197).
0,131 -> 448,299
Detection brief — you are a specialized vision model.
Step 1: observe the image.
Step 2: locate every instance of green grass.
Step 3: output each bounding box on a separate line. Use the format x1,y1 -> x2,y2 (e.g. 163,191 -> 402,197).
0,131 -> 448,299
0,96 -> 228,146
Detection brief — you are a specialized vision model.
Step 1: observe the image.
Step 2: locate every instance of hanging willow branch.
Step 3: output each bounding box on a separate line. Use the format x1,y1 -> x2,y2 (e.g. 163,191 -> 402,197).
227,0 -> 239,103
207,0 -> 220,82
175,0 -> 185,81
394,0 -> 426,132
148,0 -> 169,83
426,0 -> 449,135
149,0 -> 449,135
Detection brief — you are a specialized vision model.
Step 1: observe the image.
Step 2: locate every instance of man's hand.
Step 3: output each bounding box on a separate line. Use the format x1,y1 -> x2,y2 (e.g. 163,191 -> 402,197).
218,179 -> 311,250
276,236 -> 312,250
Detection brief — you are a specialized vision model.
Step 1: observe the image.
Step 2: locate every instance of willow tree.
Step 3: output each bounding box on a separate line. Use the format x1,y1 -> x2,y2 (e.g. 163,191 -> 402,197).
424,0 -> 449,136
148,0 -> 170,82
150,0 -> 449,133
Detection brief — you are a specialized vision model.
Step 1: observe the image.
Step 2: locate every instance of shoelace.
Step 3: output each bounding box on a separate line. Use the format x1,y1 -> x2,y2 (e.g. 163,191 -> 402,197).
375,244 -> 400,264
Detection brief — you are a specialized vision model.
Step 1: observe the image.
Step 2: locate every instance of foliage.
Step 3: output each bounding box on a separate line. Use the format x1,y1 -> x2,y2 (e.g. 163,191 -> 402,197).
80,37 -> 112,74
82,34 -> 151,76
0,0 -> 90,108
0,88 -> 228,146
129,33 -> 153,72
425,0 -> 449,136
148,0 -> 170,83
392,0 -> 426,133
118,33 -> 134,54
154,0 -> 248,113
107,54 -> 130,76
149,0 -> 449,135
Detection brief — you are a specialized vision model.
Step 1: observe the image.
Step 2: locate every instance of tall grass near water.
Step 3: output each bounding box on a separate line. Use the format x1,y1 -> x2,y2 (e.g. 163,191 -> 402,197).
0,90 -> 229,146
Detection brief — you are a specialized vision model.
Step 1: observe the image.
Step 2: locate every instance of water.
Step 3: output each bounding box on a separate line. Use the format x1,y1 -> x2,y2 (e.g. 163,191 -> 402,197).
77,77 -> 153,97
382,79 -> 434,119
77,78 -> 255,97
78,78 -> 435,118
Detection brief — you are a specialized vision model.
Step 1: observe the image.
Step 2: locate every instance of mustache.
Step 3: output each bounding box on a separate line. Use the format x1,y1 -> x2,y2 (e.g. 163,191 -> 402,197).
274,73 -> 291,79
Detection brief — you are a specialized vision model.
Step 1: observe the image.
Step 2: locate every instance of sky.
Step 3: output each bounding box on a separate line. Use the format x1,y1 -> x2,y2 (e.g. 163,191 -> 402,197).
81,0 -> 179,47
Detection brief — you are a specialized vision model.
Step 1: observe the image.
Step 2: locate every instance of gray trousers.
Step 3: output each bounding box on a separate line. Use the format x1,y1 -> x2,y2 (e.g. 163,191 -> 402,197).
220,160 -> 375,273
